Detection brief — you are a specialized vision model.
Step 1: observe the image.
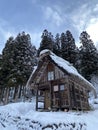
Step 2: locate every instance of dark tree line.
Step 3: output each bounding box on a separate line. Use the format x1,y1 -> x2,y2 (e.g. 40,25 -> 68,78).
38,29 -> 98,80
0,32 -> 37,104
79,31 -> 98,80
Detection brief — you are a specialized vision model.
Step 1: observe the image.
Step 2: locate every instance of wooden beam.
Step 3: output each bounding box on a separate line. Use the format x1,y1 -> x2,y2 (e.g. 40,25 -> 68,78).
50,82 -> 52,110
58,85 -> 61,110
36,85 -> 38,111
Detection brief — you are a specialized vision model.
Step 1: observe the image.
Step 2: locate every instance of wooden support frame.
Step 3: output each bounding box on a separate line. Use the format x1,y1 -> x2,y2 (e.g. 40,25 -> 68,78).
49,82 -> 52,110
36,85 -> 38,111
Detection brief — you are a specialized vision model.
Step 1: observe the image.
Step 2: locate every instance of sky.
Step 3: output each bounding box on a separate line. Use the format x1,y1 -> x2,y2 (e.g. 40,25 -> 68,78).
0,0 -> 98,53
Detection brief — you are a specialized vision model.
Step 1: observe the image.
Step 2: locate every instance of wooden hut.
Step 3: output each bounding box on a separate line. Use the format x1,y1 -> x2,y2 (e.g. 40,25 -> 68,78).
27,49 -> 96,111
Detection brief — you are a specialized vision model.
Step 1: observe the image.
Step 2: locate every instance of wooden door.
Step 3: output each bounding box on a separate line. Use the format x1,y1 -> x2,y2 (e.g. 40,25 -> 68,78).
53,85 -> 59,107
45,90 -> 50,109
53,92 -> 59,107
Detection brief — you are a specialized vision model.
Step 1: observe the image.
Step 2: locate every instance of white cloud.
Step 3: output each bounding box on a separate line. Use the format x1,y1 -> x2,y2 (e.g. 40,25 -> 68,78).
71,3 -> 91,32
70,3 -> 98,48
86,18 -> 98,46
0,27 -> 15,42
0,17 -> 41,53
96,43 -> 98,48
93,4 -> 98,12
28,31 -> 41,49
44,6 -> 63,27
0,19 -> 17,53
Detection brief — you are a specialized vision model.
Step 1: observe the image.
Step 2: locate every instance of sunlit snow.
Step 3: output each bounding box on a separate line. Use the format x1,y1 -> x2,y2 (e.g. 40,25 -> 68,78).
0,97 -> 98,130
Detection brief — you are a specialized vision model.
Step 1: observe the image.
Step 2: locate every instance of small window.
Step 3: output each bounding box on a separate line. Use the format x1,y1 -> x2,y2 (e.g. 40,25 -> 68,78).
60,84 -> 65,91
54,85 -> 58,92
48,71 -> 54,81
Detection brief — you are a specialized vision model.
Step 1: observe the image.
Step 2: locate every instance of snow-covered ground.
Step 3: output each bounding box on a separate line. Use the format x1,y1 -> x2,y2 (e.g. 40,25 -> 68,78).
0,97 -> 98,130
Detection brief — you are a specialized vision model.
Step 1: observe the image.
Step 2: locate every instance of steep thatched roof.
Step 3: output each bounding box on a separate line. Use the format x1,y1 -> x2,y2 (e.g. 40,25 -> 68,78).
26,49 -> 97,98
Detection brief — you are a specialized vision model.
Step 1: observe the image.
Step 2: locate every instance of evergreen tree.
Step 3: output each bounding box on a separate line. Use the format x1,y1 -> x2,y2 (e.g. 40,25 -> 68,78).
38,29 -> 54,55
0,54 -> 3,87
1,32 -> 37,91
60,32 -> 66,58
0,54 -> 2,69
79,31 -> 98,80
53,33 -> 61,56
1,36 -> 15,87
61,30 -> 77,65
11,32 -> 36,86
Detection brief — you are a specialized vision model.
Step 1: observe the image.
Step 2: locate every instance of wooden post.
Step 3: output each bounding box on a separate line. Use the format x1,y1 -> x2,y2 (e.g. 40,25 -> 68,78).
36,85 -> 38,111
79,86 -> 82,111
72,83 -> 76,109
68,84 -> 72,110
58,84 -> 61,110
50,82 -> 52,110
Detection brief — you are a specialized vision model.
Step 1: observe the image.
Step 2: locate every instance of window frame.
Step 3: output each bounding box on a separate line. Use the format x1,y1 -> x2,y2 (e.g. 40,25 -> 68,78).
53,85 -> 59,92
48,71 -> 54,81
60,84 -> 65,91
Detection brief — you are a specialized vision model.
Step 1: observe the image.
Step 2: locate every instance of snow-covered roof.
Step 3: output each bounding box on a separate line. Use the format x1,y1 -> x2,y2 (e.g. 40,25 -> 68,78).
40,49 -> 81,78
40,49 -> 50,55
40,49 -> 96,97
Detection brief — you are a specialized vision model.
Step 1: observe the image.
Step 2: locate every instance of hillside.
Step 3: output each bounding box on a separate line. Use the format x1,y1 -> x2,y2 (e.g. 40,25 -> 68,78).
0,96 -> 98,130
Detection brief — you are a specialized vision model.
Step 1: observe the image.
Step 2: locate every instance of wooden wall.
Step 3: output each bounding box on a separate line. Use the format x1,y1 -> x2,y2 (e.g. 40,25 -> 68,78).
36,61 -> 89,111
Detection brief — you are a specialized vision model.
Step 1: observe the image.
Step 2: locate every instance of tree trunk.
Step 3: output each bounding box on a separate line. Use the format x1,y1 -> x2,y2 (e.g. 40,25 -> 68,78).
18,85 -> 22,98
4,87 -> 9,105
13,86 -> 18,102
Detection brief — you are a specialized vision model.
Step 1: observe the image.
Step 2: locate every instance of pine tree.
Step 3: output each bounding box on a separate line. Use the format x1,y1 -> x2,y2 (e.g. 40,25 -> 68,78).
12,31 -> 36,86
79,31 -> 98,80
0,54 -> 2,70
38,29 -> 54,55
1,36 -> 15,87
0,54 -> 3,88
53,33 -> 61,56
61,30 -> 77,65
1,32 -> 37,103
